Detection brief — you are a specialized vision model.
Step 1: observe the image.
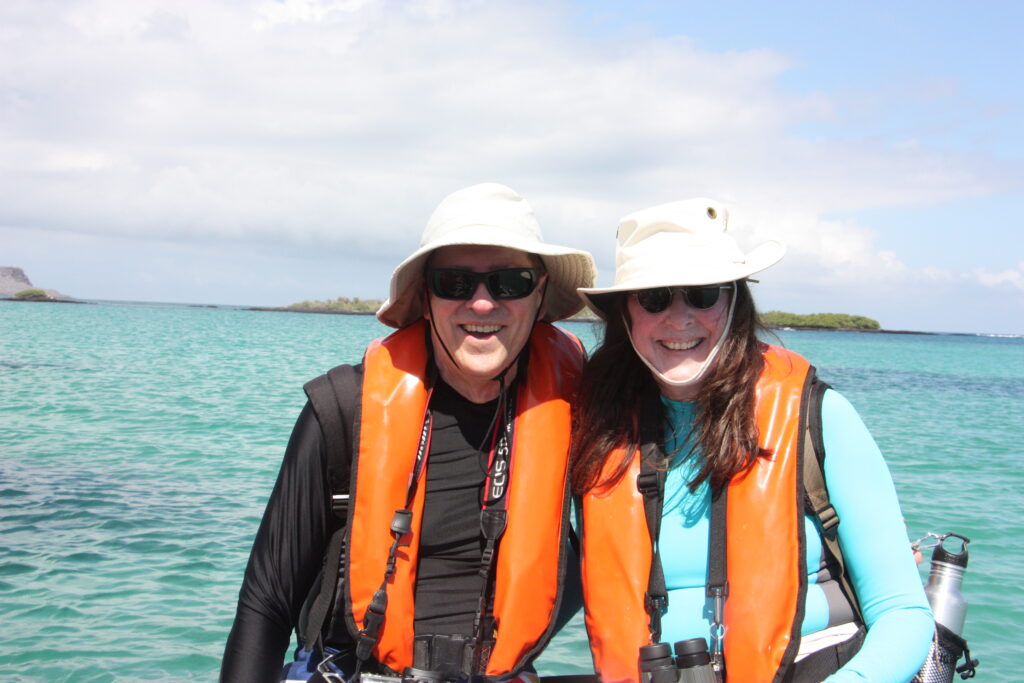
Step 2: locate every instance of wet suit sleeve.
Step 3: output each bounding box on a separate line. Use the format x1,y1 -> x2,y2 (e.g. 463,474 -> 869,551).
820,390 -> 934,683
221,402 -> 334,683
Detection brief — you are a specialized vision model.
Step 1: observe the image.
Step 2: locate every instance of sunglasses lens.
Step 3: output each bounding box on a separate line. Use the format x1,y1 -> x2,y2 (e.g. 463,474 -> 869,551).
488,269 -> 537,299
431,270 -> 475,299
634,285 -> 728,312
684,286 -> 723,310
635,288 -> 672,313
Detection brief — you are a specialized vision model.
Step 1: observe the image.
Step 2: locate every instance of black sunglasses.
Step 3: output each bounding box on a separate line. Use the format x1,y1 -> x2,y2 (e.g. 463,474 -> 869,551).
633,284 -> 733,314
427,268 -> 542,301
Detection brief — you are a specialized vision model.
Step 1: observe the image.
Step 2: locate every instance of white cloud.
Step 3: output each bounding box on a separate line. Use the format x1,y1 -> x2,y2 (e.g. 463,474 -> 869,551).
0,0 -> 1019,329
974,263 -> 1024,290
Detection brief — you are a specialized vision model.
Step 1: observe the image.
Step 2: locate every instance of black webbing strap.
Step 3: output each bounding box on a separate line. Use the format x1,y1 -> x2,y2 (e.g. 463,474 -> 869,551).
637,445 -> 668,642
801,374 -> 862,622
305,365 -> 360,500
706,485 -> 729,677
301,365 -> 359,651
803,376 -> 838,539
470,381 -> 516,675
303,528 -> 346,653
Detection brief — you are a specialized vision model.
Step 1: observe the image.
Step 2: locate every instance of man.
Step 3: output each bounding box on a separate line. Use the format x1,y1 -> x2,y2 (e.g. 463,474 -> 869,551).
221,183 -> 596,682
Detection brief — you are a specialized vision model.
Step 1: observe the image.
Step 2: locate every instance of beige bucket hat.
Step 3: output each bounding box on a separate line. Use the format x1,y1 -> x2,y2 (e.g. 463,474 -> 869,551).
578,197 -> 785,319
376,183 -> 597,328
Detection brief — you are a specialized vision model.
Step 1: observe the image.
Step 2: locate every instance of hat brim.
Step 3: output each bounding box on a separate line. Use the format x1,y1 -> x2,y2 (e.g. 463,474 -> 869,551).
577,239 -> 784,319
376,225 -> 597,328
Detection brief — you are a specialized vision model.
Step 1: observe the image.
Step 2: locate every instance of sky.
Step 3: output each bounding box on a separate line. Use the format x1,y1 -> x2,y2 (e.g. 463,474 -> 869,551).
2,0 -> 1022,334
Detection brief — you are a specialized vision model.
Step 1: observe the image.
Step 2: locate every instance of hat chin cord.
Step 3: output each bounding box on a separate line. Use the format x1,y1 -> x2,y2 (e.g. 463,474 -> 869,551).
423,279 -> 547,393
625,292 -> 737,392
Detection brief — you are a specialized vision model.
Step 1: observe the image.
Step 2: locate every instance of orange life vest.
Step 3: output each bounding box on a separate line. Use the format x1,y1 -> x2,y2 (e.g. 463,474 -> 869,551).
581,344 -> 812,682
345,319 -> 583,677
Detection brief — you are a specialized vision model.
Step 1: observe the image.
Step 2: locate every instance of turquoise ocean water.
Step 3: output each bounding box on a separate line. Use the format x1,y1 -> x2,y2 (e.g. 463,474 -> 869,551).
1,300 -> 1022,681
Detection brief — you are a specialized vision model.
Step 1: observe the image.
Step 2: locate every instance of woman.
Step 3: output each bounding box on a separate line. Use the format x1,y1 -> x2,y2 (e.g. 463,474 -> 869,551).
572,199 -> 933,682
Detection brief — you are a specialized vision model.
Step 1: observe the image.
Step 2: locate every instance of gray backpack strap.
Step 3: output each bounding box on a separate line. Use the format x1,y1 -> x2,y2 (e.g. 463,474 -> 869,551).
300,364 -> 361,651
802,373 -> 862,621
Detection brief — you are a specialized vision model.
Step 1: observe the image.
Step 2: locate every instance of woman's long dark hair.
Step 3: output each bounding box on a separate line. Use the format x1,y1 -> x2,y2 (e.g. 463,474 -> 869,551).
571,280 -> 770,494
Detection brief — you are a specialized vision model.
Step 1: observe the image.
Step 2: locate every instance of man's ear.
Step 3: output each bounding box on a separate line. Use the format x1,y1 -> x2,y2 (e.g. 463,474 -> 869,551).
534,274 -> 549,314
421,286 -> 431,321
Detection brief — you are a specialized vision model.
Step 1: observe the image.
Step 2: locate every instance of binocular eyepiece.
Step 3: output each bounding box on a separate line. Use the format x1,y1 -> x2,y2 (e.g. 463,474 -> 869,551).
639,639 -> 717,683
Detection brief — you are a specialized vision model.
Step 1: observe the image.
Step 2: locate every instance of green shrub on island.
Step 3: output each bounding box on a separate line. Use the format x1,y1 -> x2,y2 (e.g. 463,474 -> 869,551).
761,311 -> 880,330
569,306 -> 599,320
13,288 -> 50,301
285,296 -> 383,314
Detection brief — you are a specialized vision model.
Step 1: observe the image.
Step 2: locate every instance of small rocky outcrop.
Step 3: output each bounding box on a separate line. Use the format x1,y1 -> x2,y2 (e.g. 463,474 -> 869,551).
0,266 -> 71,299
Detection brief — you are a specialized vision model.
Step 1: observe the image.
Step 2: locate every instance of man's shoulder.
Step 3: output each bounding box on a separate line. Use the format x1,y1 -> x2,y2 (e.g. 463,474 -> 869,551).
303,363 -> 365,411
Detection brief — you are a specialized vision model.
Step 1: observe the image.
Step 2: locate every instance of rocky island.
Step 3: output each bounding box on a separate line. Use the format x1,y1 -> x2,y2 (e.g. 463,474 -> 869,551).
0,266 -> 75,302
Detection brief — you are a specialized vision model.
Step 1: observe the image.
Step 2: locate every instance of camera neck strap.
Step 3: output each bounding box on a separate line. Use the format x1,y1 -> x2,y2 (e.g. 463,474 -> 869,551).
470,374 -> 517,675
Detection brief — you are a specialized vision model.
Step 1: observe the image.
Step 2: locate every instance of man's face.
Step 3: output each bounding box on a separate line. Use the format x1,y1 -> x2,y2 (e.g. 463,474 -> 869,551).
424,245 -> 545,401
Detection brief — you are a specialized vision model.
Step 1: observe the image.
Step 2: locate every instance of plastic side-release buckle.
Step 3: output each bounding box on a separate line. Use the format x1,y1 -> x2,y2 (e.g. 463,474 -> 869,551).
815,503 -> 840,539
356,588 -> 388,661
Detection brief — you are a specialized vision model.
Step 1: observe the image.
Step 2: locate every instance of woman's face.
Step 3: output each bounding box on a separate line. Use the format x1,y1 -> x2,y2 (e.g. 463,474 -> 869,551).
625,284 -> 733,401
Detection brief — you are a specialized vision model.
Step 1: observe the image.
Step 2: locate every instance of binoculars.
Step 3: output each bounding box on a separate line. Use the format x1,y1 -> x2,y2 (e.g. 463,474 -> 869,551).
358,667 -> 445,683
639,639 -> 717,683
398,667 -> 446,683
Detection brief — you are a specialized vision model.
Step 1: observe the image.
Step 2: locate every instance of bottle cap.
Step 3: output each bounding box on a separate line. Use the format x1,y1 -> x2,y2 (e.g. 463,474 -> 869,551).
932,533 -> 969,568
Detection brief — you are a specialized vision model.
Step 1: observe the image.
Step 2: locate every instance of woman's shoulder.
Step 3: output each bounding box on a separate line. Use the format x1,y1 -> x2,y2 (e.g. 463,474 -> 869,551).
819,388 -> 863,425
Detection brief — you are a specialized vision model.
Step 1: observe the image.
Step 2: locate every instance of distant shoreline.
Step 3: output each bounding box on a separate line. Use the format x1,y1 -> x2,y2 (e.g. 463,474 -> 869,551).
4,299 -> 1003,335
0,297 -> 88,305
243,305 -> 943,335
768,325 -> 936,336
246,306 -> 375,316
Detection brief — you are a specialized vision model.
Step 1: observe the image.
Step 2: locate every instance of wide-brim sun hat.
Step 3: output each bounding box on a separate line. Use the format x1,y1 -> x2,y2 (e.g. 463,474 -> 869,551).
377,182 -> 598,328
578,197 -> 786,319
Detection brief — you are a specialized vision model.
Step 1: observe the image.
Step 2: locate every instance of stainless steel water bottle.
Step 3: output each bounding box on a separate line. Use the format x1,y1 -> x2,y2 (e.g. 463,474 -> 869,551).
915,533 -> 977,683
924,533 -> 969,637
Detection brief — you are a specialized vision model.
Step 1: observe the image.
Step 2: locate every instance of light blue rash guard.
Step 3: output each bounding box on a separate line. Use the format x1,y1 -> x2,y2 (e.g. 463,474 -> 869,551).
658,390 -> 933,683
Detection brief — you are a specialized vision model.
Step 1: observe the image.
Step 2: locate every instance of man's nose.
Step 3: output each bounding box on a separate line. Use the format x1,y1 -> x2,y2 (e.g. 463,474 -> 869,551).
467,282 -> 499,313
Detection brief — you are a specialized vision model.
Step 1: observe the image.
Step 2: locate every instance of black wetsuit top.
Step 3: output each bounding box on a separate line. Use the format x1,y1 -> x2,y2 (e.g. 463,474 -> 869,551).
221,378 -> 579,682
414,380 -> 496,635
